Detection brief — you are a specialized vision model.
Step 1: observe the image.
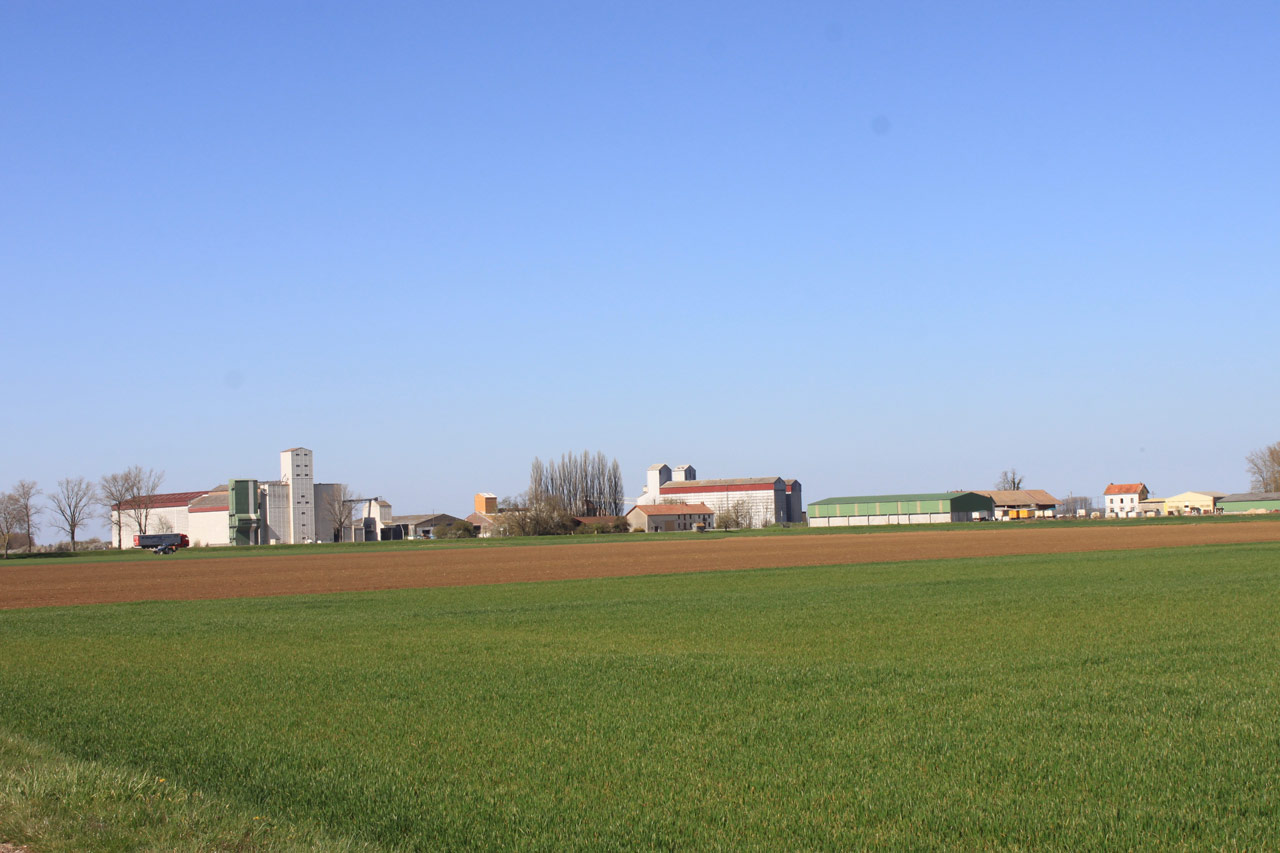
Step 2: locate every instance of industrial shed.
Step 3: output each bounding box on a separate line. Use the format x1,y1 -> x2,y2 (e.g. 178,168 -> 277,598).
1217,492 -> 1280,513
1163,491 -> 1226,516
807,492 -> 995,527
975,489 -> 1061,519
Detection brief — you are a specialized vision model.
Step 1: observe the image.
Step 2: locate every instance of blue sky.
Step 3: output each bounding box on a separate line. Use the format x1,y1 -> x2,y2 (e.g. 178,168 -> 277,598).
4,1 -> 1278,537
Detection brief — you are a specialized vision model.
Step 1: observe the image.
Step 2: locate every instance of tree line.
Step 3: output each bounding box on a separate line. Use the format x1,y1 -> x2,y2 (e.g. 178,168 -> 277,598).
497,451 -> 628,537
0,466 -> 165,557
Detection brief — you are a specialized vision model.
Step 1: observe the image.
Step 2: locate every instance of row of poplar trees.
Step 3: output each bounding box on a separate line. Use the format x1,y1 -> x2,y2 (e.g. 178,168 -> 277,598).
529,451 -> 626,518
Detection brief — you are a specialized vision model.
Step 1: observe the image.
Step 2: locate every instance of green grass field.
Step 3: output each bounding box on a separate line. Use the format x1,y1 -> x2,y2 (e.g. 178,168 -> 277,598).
2,542 -> 1278,850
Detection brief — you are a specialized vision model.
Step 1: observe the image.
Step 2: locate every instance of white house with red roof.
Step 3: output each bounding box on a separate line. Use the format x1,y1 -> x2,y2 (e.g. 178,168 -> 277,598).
636,463 -> 802,528
1104,483 -> 1149,518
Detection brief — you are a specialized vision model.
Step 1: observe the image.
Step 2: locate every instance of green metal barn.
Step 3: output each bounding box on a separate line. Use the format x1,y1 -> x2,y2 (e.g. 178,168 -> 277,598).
1217,492 -> 1280,513
807,492 -> 995,527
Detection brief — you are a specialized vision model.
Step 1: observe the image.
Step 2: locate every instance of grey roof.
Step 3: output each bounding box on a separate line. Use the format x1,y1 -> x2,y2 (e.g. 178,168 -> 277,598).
390,513 -> 462,526
1219,492 -> 1280,502
661,477 -> 782,489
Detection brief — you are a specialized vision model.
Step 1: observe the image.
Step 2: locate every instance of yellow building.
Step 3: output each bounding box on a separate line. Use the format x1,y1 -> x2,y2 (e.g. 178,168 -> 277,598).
1163,491 -> 1226,516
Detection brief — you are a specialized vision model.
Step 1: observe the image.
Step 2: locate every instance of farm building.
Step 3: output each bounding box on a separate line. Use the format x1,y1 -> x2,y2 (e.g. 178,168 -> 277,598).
807,492 -> 995,527
1104,483 -> 1149,518
1138,497 -> 1166,516
1217,492 -> 1280,513
975,490 -> 1061,519
466,492 -> 501,537
637,463 -> 802,528
110,489 -> 215,547
626,503 -> 715,533
386,513 -> 466,540
110,447 -> 350,547
1163,491 -> 1226,516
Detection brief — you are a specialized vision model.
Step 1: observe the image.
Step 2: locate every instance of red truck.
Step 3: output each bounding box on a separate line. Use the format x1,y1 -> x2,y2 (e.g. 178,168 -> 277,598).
134,533 -> 190,554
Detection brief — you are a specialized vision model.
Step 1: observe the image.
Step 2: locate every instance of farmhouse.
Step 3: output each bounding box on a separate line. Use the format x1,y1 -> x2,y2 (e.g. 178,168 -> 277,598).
1104,483 -> 1148,518
807,492 -> 995,527
1217,492 -> 1280,513
975,489 -> 1060,519
1162,491 -> 1226,516
637,463 -> 802,528
626,503 -> 715,533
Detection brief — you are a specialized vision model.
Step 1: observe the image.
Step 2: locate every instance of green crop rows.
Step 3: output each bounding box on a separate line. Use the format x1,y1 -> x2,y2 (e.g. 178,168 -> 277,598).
2,542 -> 1278,850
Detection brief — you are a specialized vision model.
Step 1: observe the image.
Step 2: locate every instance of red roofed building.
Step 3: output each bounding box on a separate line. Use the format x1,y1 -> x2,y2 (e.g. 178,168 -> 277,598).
636,463 -> 802,528
110,489 -> 219,548
1104,483 -> 1149,518
625,503 -> 715,533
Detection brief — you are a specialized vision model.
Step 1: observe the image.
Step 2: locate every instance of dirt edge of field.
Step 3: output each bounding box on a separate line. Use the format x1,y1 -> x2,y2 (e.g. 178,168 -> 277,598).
4,521 -> 1280,610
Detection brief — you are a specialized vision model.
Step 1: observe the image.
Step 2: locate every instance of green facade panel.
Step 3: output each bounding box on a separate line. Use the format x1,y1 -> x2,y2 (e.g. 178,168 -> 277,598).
1219,501 -> 1280,513
809,492 -> 995,518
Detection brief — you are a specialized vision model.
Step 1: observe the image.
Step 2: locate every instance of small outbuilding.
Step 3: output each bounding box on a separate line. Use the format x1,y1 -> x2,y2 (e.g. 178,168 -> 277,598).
807,492 -> 995,527
388,513 -> 466,539
974,489 -> 1061,519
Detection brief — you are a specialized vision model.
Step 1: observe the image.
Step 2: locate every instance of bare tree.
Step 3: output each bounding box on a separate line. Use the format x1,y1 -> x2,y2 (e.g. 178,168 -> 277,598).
528,451 -> 626,517
49,476 -> 98,552
99,469 -> 138,549
122,466 -> 166,539
11,480 -> 41,553
0,490 -> 21,558
1245,442 -> 1280,493
323,483 -> 358,542
99,466 -> 165,545
995,469 -> 1024,490
496,490 -> 574,537
716,500 -> 752,530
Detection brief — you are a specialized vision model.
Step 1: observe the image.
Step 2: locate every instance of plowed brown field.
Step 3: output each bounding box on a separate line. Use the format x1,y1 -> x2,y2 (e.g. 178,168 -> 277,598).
4,522 -> 1280,609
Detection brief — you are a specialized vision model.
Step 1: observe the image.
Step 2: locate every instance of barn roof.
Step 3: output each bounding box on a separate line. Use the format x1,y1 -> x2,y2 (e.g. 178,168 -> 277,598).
1104,483 -> 1147,495
660,477 -> 781,489
975,489 -> 1061,507
628,503 -> 714,516
809,492 -> 985,505
112,490 -> 212,511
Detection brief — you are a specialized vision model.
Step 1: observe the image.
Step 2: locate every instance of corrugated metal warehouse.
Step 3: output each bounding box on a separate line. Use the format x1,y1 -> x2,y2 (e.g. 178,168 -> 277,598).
807,492 -> 995,527
1217,492 -> 1280,513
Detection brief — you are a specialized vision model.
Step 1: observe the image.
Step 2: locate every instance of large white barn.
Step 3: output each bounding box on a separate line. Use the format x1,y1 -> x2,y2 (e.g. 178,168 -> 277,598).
635,463 -> 803,528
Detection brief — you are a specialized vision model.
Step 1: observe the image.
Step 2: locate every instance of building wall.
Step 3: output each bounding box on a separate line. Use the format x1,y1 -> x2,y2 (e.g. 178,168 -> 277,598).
1105,490 -> 1145,517
189,509 -> 231,547
625,508 -> 713,532
113,505 -> 191,548
1163,492 -> 1219,515
312,483 -> 342,543
1218,499 -> 1280,513
809,512 -> 964,527
262,482 -> 291,544
658,486 -> 781,528
281,449 -> 316,543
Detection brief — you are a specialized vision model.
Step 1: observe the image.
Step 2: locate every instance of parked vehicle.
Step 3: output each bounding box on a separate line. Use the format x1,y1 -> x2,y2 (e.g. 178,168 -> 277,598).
134,533 -> 190,554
